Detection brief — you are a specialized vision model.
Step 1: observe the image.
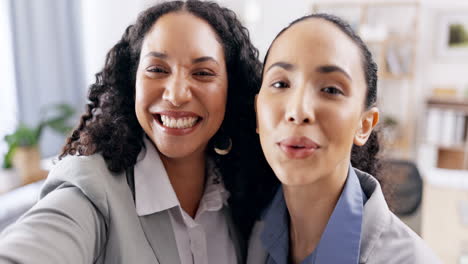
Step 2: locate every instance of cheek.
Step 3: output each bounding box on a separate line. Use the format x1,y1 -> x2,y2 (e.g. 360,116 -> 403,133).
134,75 -> 150,110
257,95 -> 281,131
134,77 -> 145,116
134,77 -> 161,129
200,81 -> 228,125
318,104 -> 361,144
212,85 -> 227,112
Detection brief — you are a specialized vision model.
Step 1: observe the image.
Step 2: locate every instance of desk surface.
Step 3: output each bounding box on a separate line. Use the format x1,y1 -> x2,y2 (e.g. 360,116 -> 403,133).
422,183 -> 468,263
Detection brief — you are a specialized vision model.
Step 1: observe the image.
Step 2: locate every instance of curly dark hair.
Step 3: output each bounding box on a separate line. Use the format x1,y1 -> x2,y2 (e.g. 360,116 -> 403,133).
261,13 -> 383,181
60,0 -> 276,238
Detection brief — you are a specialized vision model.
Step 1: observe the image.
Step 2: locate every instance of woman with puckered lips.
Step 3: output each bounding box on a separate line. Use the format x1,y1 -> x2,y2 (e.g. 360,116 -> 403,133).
247,13 -> 441,264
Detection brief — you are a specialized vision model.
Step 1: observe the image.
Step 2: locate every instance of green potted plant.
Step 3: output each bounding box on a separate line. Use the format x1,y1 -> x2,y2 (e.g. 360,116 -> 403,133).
2,103 -> 75,184
382,115 -> 399,144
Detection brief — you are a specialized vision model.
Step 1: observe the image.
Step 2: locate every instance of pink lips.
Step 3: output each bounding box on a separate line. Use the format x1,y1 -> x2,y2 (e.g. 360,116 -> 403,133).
153,110 -> 202,136
277,137 -> 320,159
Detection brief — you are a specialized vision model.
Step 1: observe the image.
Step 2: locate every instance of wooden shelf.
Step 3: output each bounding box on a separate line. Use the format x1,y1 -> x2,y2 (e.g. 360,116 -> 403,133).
438,145 -> 467,152
426,97 -> 468,170
427,97 -> 468,114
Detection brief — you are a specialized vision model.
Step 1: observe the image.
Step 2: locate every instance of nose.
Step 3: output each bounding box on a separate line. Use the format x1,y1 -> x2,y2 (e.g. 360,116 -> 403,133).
285,84 -> 314,125
162,73 -> 192,107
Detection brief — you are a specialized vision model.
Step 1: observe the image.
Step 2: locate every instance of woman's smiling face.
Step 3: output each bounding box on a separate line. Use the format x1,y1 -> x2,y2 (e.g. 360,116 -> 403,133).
256,18 -> 378,186
135,12 -> 228,160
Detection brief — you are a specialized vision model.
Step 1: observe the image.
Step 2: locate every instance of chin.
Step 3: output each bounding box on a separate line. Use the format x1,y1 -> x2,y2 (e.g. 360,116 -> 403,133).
156,145 -> 199,159
274,168 -> 317,187
280,177 -> 315,187
146,137 -> 195,159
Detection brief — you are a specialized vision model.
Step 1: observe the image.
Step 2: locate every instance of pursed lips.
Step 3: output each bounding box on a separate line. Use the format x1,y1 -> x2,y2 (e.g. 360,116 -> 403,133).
277,136 -> 320,159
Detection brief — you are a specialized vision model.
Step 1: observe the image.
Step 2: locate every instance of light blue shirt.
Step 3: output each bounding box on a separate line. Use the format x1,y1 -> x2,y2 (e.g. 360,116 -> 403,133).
260,165 -> 367,264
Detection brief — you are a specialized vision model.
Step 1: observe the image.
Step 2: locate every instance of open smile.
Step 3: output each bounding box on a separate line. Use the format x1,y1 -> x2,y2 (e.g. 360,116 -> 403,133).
153,111 -> 203,136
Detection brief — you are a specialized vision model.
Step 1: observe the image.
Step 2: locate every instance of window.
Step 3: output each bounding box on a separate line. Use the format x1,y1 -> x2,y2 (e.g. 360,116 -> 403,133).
0,0 -> 18,162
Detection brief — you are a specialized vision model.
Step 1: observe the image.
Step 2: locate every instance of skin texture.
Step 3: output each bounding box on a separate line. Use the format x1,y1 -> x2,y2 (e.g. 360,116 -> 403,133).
135,12 -> 228,217
256,18 -> 379,263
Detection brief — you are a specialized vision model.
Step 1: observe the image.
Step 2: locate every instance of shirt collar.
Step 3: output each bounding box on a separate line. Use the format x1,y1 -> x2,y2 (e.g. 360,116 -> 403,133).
261,164 -> 365,264
134,138 -> 179,216
134,138 -> 229,216
313,164 -> 365,264
197,158 -> 230,214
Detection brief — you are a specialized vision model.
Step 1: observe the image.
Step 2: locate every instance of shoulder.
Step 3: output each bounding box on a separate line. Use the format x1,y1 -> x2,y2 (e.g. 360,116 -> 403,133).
365,213 -> 441,264
48,154 -> 111,177
40,154 -> 124,221
354,169 -> 441,264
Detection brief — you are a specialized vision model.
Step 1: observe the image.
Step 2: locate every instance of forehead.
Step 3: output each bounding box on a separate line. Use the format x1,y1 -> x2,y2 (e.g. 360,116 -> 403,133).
267,18 -> 363,74
141,12 -> 223,57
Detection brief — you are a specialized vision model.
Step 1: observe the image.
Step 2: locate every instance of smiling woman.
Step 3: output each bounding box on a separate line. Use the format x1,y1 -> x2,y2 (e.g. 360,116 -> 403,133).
135,12 -> 228,163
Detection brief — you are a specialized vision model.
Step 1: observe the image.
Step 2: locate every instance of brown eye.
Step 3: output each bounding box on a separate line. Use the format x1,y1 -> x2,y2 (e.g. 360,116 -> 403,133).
193,70 -> 215,77
146,66 -> 169,74
321,86 -> 344,95
271,81 -> 289,89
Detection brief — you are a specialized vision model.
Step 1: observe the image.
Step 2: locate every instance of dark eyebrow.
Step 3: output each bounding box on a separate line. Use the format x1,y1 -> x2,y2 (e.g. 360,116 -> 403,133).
266,62 -> 295,73
144,51 -> 168,59
143,53 -> 218,66
192,56 -> 219,65
316,65 -> 352,81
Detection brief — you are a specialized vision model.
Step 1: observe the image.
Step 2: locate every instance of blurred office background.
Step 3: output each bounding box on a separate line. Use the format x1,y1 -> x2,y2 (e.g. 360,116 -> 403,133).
1,0 -> 468,262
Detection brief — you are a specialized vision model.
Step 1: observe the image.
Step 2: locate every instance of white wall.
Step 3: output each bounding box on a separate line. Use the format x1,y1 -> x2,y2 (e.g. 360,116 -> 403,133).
80,0 -> 155,89
238,0 -> 314,59
417,0 -> 468,96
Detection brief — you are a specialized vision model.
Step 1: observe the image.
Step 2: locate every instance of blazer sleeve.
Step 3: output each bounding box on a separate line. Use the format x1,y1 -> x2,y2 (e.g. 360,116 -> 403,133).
0,187 -> 107,264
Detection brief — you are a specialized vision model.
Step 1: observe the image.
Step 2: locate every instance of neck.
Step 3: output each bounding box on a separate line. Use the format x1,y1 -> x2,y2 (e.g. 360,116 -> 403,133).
284,161 -> 349,264
160,149 -> 206,218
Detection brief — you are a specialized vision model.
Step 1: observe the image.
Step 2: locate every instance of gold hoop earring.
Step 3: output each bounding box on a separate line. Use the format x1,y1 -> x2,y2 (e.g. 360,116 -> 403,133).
214,137 -> 232,155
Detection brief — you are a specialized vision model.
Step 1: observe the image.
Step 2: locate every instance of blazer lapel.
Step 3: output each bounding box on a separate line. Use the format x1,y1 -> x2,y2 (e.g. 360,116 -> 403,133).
355,169 -> 391,263
246,221 -> 268,264
223,206 -> 246,264
127,166 -> 180,264
139,210 -> 181,264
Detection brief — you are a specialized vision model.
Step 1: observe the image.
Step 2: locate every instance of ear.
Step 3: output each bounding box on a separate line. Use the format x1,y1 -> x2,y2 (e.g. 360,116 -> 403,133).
354,107 -> 379,146
254,94 -> 259,134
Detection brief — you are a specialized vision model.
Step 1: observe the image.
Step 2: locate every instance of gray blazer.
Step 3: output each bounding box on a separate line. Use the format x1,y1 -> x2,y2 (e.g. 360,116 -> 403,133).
0,154 -> 245,264
247,169 -> 441,264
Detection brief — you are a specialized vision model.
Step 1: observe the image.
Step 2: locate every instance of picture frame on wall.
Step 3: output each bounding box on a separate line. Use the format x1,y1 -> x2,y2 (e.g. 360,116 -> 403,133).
436,11 -> 468,60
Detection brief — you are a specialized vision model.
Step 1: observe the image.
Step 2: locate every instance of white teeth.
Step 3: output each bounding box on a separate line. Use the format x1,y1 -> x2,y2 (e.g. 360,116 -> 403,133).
160,115 -> 199,129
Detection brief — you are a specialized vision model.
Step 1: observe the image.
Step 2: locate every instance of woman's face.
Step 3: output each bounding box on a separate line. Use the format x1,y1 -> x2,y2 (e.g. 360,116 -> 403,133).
256,18 -> 378,186
135,12 -> 228,160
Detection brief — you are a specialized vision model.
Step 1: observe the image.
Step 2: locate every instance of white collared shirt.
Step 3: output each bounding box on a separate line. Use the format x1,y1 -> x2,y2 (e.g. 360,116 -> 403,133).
134,138 -> 237,264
